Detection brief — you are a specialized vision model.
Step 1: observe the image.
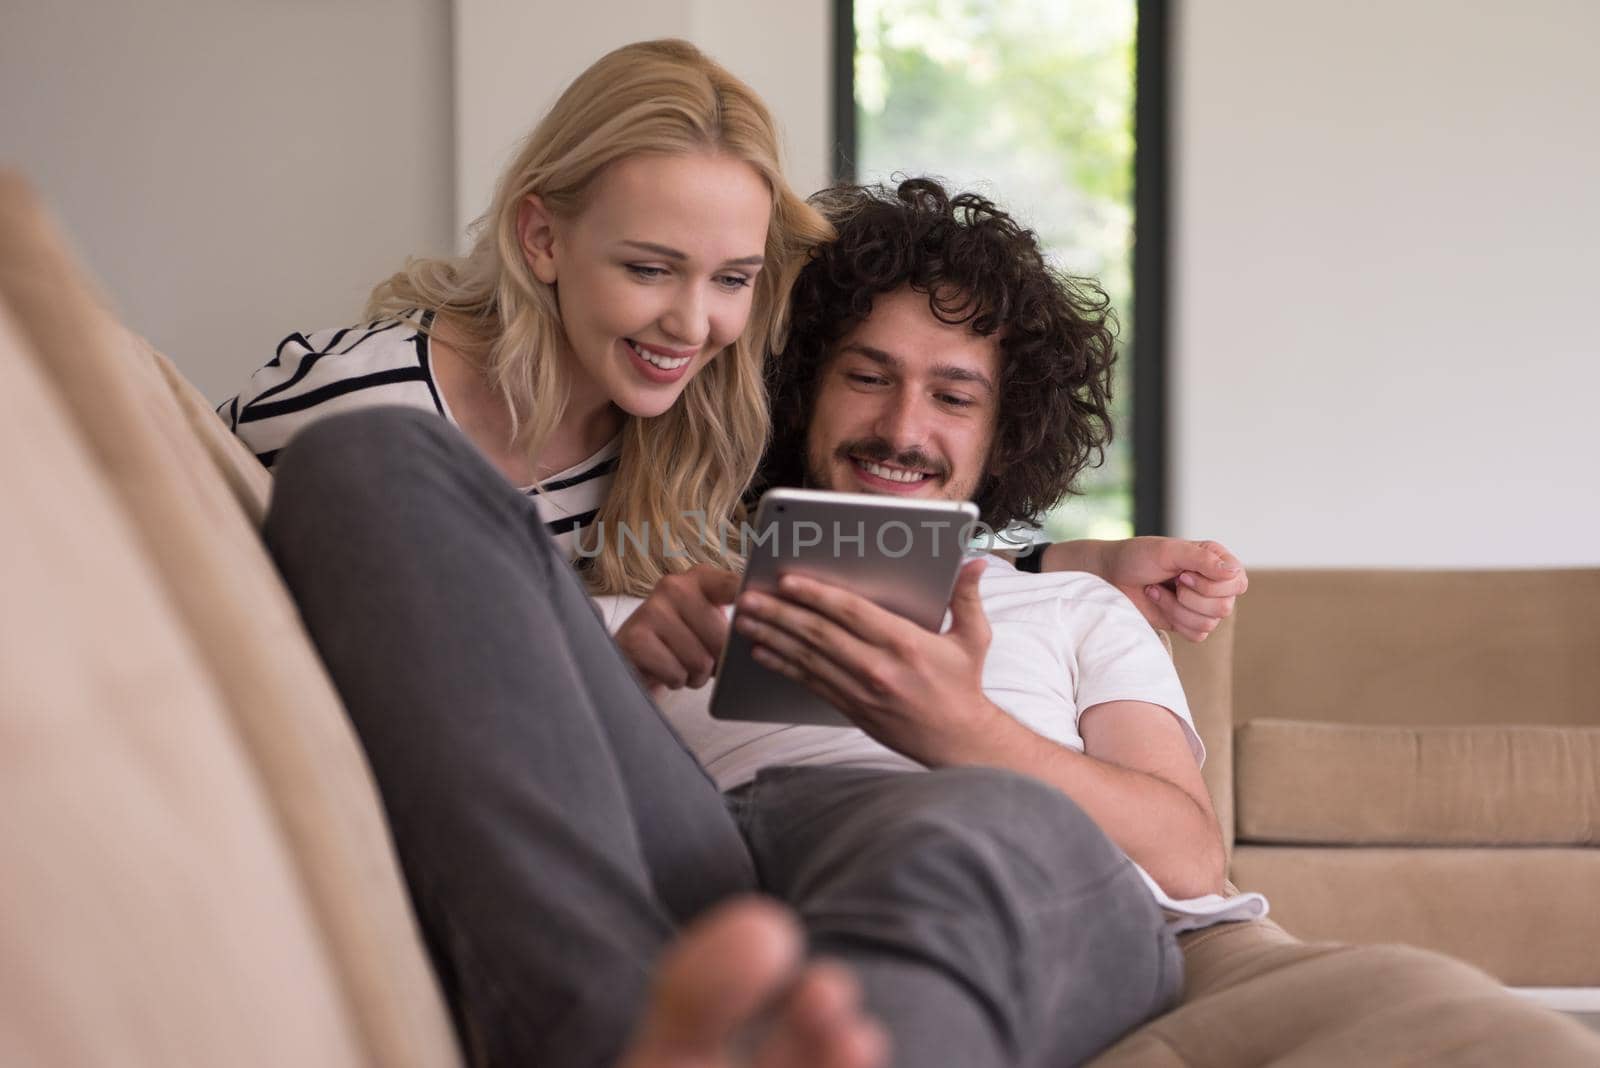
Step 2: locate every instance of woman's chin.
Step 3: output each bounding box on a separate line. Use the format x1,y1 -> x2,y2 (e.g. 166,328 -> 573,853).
614,387 -> 686,420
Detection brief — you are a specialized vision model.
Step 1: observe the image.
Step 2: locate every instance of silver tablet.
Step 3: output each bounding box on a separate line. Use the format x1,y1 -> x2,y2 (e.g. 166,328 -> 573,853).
709,488 -> 980,727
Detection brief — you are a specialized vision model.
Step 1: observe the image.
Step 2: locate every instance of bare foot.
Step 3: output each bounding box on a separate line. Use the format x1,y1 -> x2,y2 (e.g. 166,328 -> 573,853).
620,896 -> 888,1068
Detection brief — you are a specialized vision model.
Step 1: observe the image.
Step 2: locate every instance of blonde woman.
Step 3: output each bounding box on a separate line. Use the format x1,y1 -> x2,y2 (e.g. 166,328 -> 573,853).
244,38 -> 894,1068
223,38 -> 830,596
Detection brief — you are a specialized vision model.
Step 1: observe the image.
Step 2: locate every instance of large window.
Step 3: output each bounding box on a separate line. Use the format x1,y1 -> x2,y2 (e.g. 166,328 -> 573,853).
836,0 -> 1164,538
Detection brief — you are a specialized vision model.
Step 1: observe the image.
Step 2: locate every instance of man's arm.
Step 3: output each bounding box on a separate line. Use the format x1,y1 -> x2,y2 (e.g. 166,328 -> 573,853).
732,563 -> 1225,898
949,699 -> 1224,899
1027,537 -> 1248,643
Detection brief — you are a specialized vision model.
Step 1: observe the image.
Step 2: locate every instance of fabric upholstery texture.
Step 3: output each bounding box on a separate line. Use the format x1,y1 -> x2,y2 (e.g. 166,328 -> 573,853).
1236,718 -> 1600,845
0,297 -> 365,1067
1231,845 -> 1600,986
0,173 -> 461,1068
151,344 -> 273,524
1094,917 -> 1600,1067
1232,569 -> 1600,730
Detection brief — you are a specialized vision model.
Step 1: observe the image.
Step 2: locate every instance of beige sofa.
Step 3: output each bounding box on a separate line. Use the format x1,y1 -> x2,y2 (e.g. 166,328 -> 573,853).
2,171 -> 1596,1066
1224,570 -> 1600,987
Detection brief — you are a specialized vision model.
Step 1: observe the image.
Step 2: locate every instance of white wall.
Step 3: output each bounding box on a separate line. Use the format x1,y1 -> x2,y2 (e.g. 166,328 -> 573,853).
687,3 -> 834,199
0,0 -> 455,402
452,1 -> 689,239
10,2 -> 1592,569
2,1 -> 830,403
1172,0 -> 1600,566
453,1 -> 833,242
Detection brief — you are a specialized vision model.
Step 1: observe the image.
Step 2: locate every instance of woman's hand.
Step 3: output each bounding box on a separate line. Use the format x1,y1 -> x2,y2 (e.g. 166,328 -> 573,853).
616,565 -> 741,691
1096,537 -> 1248,642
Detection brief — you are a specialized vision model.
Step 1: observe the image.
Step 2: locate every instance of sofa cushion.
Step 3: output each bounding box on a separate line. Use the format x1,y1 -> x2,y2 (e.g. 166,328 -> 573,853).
1089,916 -> 1600,1066
1232,569 -> 1600,730
1229,844 -> 1600,986
1236,718 -> 1600,845
0,173 -> 460,1068
0,297 -> 367,1066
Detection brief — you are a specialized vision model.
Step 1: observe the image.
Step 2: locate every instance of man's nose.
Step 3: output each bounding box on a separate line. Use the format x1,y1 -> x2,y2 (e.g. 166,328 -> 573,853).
872,389 -> 930,451
660,283 -> 709,349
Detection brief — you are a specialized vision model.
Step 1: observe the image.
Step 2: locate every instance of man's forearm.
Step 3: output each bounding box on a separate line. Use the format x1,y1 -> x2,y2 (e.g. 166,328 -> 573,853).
941,709 -> 1225,899
1038,539 -> 1111,577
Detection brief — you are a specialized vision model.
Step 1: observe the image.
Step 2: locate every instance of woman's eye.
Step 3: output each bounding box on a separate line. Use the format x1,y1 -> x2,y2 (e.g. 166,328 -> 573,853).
626,264 -> 668,280
715,274 -> 753,291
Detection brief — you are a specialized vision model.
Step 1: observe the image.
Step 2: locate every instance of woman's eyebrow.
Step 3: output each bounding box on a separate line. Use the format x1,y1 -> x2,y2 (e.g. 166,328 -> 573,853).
620,240 -> 764,267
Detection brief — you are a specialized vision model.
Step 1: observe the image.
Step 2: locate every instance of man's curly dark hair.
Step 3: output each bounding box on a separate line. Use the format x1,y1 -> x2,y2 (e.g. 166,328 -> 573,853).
758,177 -> 1118,532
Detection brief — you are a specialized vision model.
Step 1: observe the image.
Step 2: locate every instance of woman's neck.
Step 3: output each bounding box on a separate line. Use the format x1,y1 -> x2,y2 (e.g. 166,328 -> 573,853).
538,388 -> 623,477
428,317 -> 622,486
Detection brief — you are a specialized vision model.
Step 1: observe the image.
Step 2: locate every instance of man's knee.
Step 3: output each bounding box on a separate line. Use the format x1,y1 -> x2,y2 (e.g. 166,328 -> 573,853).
273,407 -> 458,502
265,408 -> 497,584
267,407 -> 521,546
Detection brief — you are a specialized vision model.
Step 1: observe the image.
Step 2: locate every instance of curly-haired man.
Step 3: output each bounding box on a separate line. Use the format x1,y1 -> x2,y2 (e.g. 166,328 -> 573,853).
762,178 -> 1120,535
605,178 -> 1259,1066
761,180 -> 1246,638
731,176 -> 1232,884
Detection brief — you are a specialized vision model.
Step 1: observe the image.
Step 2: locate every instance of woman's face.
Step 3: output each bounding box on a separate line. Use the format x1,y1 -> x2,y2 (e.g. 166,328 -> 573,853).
519,152 -> 772,420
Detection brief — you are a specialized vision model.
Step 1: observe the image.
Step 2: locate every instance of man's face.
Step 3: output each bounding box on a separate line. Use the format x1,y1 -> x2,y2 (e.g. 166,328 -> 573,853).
804,286 -> 1000,503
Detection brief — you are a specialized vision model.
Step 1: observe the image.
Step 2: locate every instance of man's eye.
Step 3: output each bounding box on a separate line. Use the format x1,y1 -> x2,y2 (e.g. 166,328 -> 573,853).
626,264 -> 668,280
939,394 -> 975,408
848,373 -> 885,386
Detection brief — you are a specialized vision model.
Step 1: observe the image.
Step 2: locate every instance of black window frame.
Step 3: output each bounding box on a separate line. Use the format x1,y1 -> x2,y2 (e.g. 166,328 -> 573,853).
830,0 -> 1169,536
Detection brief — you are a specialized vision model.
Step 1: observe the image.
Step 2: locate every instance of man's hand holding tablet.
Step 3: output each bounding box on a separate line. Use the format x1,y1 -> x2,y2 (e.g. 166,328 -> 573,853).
709,488 -> 981,731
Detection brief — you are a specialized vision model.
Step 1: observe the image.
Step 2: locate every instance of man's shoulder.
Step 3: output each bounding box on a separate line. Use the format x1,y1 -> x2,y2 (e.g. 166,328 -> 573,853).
978,553 -> 1129,610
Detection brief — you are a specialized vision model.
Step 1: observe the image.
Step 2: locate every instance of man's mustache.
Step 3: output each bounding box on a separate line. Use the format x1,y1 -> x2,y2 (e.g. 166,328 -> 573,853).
835,438 -> 949,481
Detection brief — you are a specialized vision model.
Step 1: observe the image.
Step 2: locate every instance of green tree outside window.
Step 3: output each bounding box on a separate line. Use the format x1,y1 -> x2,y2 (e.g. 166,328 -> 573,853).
854,0 -> 1137,539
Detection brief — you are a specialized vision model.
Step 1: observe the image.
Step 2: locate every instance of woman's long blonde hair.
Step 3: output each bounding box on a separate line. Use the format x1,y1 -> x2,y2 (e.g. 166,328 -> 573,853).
367,39 -> 832,595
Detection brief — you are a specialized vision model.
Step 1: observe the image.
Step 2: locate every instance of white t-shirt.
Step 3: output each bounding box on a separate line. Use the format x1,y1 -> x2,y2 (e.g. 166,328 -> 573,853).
593,558 -> 1271,930
592,555 -> 1204,792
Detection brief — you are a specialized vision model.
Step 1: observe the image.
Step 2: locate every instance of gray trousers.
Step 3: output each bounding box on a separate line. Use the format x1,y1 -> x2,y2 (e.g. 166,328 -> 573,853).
265,408 -> 1180,1068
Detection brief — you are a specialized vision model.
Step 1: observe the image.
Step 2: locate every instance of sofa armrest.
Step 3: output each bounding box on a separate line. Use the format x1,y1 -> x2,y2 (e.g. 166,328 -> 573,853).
1171,612 -> 1237,857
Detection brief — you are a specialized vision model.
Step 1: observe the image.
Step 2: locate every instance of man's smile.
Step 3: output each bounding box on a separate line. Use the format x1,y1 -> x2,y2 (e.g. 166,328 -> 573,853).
843,451 -> 945,495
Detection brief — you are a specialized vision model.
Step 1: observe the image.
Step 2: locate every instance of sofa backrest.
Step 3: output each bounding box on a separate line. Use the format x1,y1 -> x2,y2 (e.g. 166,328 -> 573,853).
1232,569 -> 1600,730
0,173 -> 461,1067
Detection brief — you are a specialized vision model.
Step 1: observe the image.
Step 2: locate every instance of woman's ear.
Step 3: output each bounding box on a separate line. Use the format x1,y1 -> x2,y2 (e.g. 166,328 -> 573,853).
517,195 -> 560,285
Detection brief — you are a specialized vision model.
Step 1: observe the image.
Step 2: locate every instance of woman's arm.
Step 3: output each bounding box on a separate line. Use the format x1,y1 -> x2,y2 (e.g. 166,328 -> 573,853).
1029,537 -> 1249,643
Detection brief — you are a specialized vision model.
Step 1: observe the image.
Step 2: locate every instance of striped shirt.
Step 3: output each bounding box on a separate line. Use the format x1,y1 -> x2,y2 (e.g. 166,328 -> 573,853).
217,316 -> 619,555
